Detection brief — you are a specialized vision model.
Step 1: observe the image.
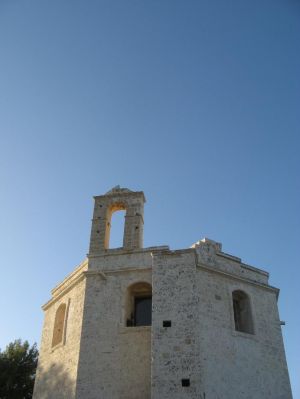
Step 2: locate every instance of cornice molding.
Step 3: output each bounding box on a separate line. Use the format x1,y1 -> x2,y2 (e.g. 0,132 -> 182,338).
197,262 -> 279,298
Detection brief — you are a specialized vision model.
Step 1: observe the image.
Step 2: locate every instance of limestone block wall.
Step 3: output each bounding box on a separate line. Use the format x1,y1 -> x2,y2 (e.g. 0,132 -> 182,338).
195,267 -> 292,398
33,262 -> 87,399
151,250 -> 203,399
75,251 -> 152,399
151,245 -> 292,399
34,245 -> 292,399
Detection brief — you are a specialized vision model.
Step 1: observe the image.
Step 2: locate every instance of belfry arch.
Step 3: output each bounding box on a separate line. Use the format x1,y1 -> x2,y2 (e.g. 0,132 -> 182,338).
105,203 -> 127,249
89,186 -> 146,254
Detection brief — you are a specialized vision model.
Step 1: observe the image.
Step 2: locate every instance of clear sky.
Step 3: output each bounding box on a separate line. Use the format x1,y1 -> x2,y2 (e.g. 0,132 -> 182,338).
0,0 -> 299,396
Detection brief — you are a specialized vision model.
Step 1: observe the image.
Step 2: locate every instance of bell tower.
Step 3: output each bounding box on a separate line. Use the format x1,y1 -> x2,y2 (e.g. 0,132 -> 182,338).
88,186 -> 146,254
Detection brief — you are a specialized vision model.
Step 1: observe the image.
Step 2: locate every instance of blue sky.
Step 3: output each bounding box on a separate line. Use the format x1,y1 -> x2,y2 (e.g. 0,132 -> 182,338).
0,0 -> 299,396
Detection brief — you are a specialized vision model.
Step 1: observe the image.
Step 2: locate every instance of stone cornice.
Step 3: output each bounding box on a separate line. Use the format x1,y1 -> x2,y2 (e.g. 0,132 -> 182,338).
51,258 -> 88,296
215,251 -> 269,277
42,272 -> 86,311
197,262 -> 279,298
42,266 -> 152,310
42,245 -> 276,311
94,190 -> 146,203
87,245 -> 169,258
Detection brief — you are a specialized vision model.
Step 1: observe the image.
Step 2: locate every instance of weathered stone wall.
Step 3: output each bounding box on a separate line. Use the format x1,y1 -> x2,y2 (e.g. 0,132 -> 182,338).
75,251 -> 153,399
33,261 -> 88,399
195,265 -> 292,399
151,249 -> 202,399
151,241 -> 292,399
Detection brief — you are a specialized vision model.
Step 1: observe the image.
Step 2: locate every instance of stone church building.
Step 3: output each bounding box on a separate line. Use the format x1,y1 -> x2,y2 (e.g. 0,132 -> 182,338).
33,187 -> 292,399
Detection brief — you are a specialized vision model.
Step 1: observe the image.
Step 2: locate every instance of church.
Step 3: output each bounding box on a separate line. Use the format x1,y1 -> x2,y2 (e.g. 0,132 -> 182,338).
33,187 -> 292,399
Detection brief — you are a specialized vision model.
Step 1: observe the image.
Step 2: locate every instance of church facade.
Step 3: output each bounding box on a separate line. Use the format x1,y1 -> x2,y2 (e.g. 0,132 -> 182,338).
33,187 -> 292,399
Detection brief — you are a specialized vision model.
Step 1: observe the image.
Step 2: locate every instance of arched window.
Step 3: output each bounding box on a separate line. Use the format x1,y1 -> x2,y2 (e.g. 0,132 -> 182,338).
109,209 -> 126,248
105,203 -> 126,249
52,303 -> 67,347
126,282 -> 152,327
232,290 -> 254,334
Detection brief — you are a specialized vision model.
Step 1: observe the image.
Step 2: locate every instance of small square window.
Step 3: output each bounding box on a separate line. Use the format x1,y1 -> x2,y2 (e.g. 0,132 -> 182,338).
181,379 -> 190,387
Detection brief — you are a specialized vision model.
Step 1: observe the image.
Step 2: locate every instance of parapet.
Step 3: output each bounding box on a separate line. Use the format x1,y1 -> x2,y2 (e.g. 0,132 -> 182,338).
192,238 -> 269,285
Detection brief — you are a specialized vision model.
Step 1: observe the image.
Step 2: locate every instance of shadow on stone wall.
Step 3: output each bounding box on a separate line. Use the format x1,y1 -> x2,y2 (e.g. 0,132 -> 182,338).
33,363 -> 74,399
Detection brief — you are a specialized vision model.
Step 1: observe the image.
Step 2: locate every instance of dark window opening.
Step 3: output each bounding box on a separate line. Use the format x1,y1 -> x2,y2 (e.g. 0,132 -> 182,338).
134,296 -> 152,326
182,379 -> 190,387
232,290 -> 254,334
126,282 -> 152,327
